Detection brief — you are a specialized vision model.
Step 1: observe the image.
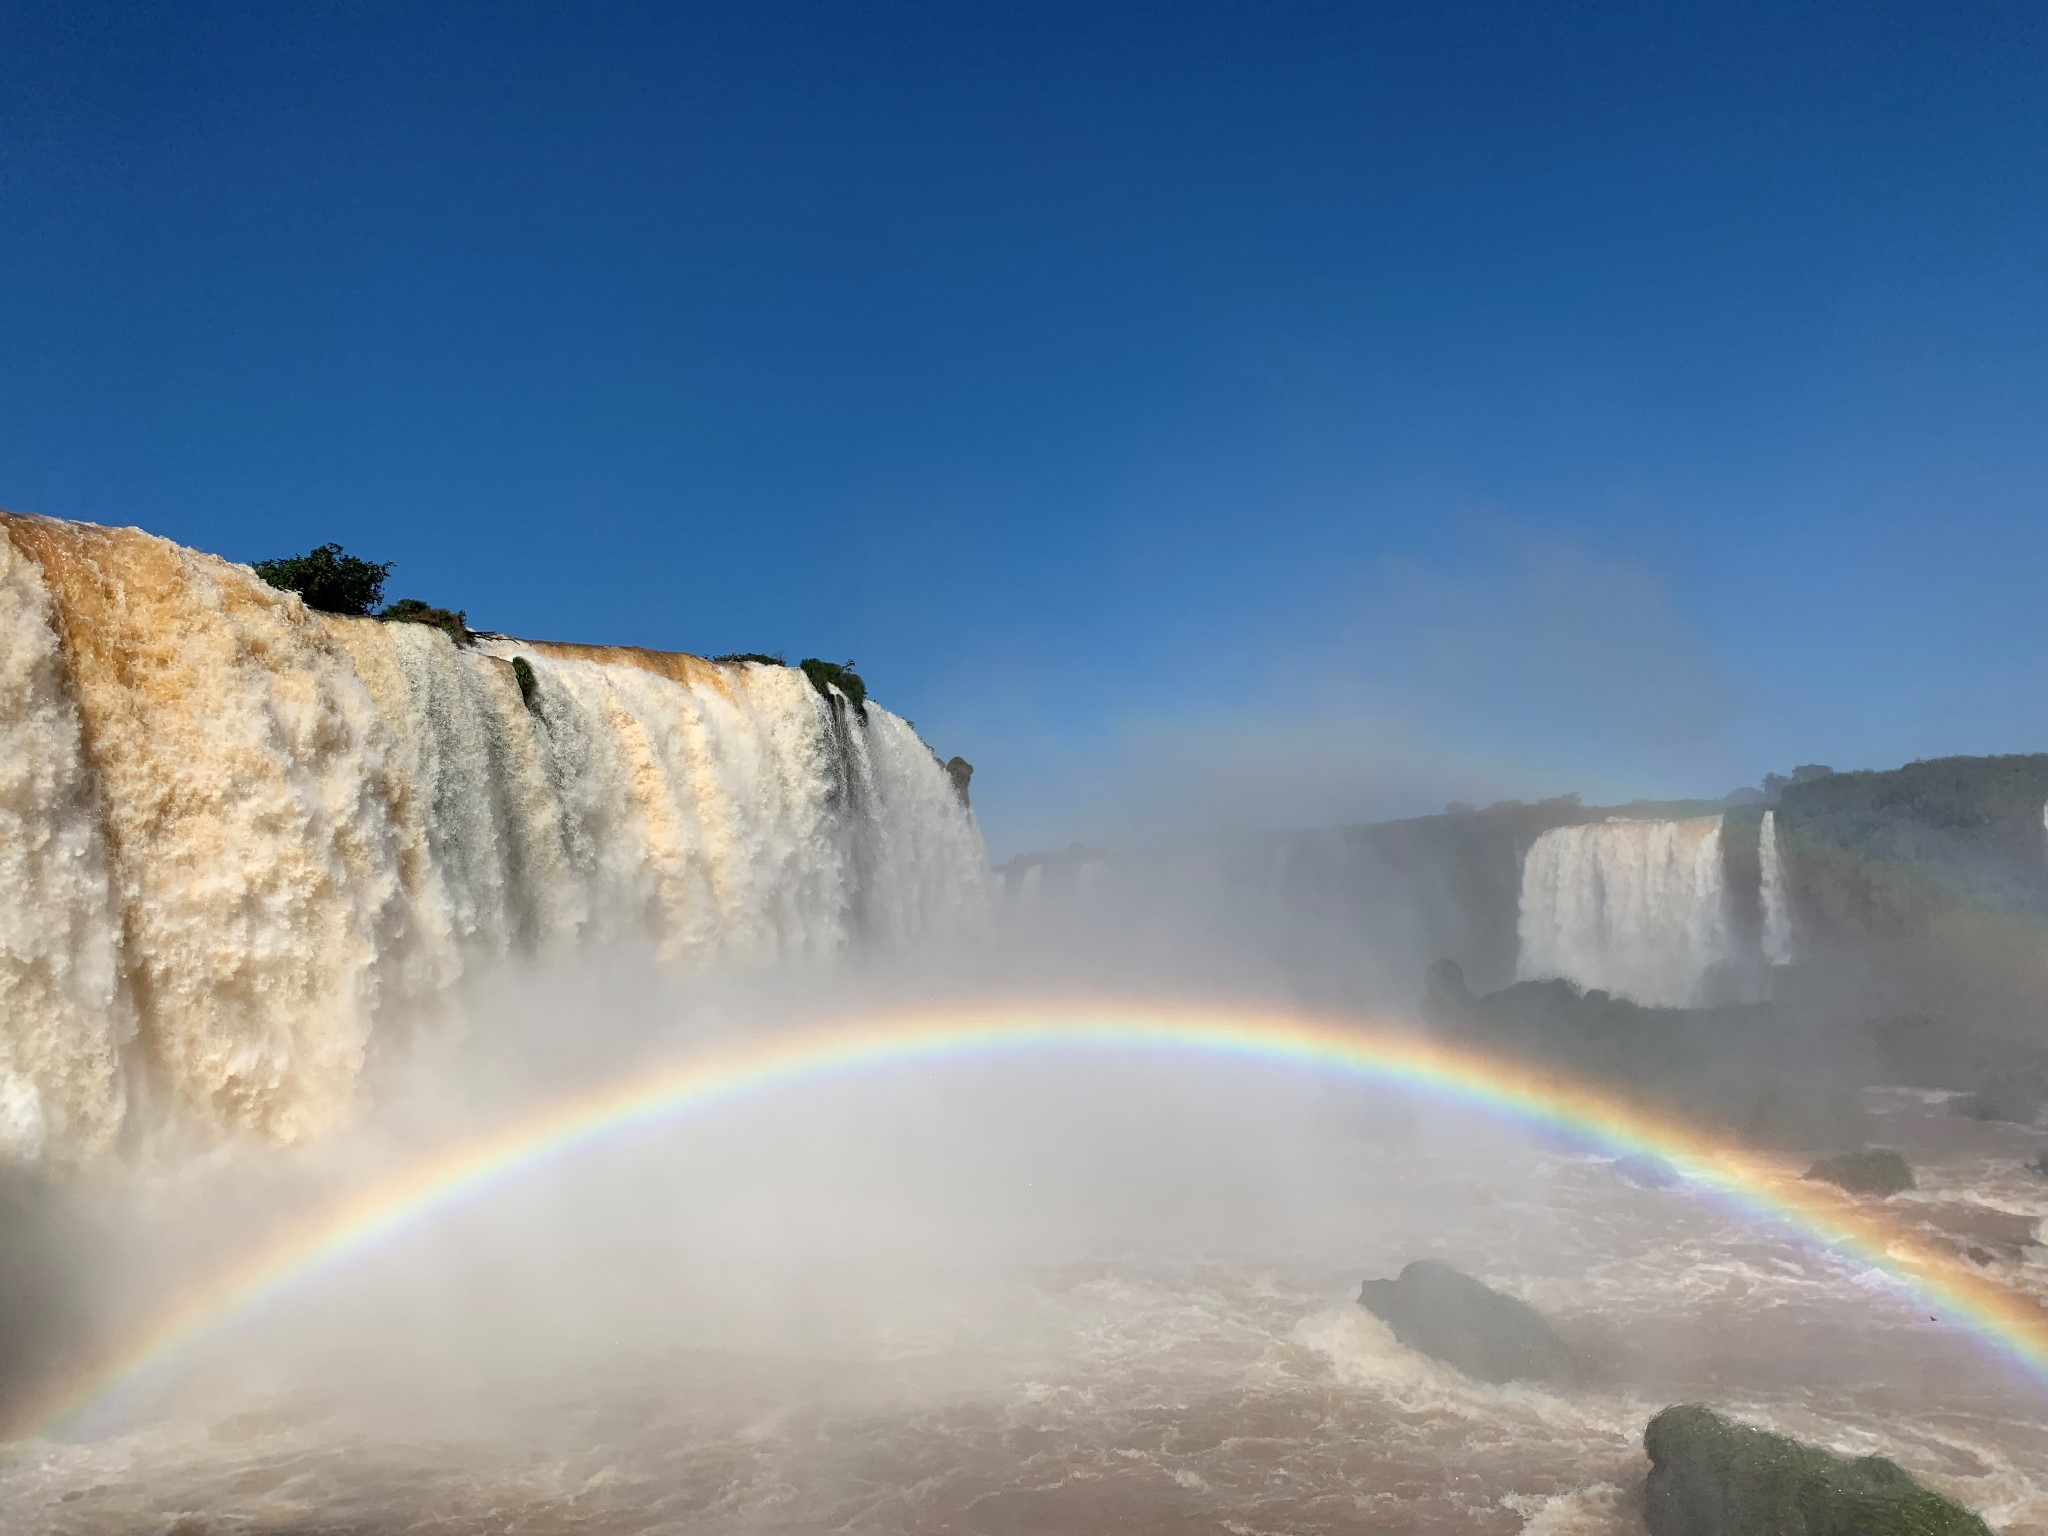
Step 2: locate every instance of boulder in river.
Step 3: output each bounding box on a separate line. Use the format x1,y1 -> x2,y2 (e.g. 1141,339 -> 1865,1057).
1950,1078 -> 2043,1126
1643,1404 -> 1991,1536
1803,1148 -> 1913,1197
1356,1259 -> 1575,1384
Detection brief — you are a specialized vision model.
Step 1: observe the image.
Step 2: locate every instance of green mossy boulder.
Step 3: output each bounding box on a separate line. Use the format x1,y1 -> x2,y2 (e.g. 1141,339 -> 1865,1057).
1357,1259 -> 1575,1384
510,656 -> 539,711
1803,1148 -> 1914,1197
1643,1404 -> 1991,1536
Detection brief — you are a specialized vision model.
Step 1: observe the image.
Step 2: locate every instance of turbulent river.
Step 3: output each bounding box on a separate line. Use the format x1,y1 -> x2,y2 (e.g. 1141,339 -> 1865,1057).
4,1062 -> 2043,1536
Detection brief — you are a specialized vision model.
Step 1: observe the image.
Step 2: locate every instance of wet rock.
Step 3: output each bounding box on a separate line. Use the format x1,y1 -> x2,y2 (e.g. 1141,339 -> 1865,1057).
1356,1259 -> 1575,1384
1643,1403 -> 1991,1536
1803,1148 -> 1913,1197
1950,1079 -> 2044,1126
944,756 -> 973,807
2030,1149 -> 2048,1178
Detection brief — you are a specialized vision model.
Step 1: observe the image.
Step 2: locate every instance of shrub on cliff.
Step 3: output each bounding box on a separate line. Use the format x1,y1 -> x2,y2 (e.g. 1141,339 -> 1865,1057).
800,658 -> 867,711
379,598 -> 472,646
252,543 -> 391,615
1643,1404 -> 1989,1536
712,652 -> 785,667
1803,1148 -> 1913,1197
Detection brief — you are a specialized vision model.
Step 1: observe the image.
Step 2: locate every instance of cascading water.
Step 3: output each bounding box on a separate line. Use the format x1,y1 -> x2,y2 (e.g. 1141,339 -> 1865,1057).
0,514 -> 988,1160
1515,815 -> 1734,1007
1758,809 -> 1794,966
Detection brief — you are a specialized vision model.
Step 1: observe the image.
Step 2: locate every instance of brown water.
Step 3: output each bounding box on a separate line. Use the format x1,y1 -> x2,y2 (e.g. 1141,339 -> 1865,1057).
4,1086 -> 2044,1536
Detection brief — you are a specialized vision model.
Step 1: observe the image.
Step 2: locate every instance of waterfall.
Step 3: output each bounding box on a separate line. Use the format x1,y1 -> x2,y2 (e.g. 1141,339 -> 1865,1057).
1515,816 -> 1734,1007
0,514 -> 988,1159
1758,809 -> 1794,966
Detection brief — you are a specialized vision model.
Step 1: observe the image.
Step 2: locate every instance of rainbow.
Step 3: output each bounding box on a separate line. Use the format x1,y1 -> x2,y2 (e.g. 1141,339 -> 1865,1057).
17,1002 -> 2048,1439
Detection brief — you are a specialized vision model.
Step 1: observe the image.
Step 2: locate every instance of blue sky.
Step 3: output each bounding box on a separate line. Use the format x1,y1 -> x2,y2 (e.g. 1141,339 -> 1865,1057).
5,2 -> 2045,856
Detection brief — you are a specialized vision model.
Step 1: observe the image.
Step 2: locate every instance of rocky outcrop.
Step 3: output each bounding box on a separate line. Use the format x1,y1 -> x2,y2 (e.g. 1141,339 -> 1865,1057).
1357,1259 -> 1575,1383
945,755 -> 973,807
1803,1149 -> 1913,1197
1951,1078 -> 2044,1126
1643,1404 -> 1990,1536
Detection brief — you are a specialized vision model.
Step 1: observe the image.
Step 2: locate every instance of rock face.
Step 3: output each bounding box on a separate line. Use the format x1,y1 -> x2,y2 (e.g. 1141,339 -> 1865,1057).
1357,1259 -> 1575,1383
944,755 -> 973,807
1803,1149 -> 1914,1197
1643,1404 -> 1991,1536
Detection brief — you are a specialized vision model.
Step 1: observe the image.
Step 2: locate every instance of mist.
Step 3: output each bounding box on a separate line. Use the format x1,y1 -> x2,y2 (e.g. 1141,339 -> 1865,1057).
9,780 -> 2048,1535
5,517 -> 2047,1533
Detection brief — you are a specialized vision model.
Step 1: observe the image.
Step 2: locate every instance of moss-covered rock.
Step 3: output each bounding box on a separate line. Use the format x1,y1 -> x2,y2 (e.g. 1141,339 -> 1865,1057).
510,655 -> 539,711
1357,1259 -> 1575,1384
1643,1404 -> 1991,1536
1803,1148 -> 1914,1198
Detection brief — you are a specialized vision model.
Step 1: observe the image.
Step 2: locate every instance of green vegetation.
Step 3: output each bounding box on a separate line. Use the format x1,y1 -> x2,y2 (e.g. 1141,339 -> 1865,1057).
252,543 -> 391,615
712,652 -> 785,667
1643,1404 -> 1990,1536
1803,1148 -> 1914,1197
510,656 -> 539,711
799,657 -> 867,711
1773,754 -> 2048,1071
378,597 -> 472,646
1779,753 -> 2048,917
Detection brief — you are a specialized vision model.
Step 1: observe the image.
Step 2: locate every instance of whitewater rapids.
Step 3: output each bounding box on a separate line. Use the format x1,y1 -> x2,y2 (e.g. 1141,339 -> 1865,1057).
1,1073 -> 2042,1535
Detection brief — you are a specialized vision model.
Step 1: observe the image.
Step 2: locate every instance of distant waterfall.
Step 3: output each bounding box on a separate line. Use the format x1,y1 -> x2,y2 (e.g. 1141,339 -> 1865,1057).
1515,816 -> 1734,1007
0,514 -> 988,1160
1758,810 -> 1794,966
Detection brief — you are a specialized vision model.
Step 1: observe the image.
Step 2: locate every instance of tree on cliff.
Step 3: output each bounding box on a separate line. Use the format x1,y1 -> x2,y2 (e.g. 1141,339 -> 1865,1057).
252,543 -> 392,616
